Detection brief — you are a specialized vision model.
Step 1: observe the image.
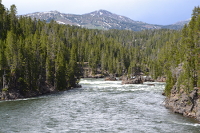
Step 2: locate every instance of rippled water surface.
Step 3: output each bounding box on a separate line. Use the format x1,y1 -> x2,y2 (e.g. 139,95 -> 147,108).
0,78 -> 200,133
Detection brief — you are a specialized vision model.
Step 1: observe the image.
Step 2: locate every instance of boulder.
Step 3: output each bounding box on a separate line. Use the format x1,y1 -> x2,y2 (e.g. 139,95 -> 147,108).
1,91 -> 8,100
144,76 -> 155,82
122,76 -> 143,84
156,76 -> 166,82
105,76 -> 117,81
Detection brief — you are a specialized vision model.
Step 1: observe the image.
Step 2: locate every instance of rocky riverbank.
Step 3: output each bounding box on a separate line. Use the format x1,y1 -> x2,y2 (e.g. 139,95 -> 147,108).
164,63 -> 200,121
0,84 -> 57,100
165,86 -> 200,121
0,83 -> 81,100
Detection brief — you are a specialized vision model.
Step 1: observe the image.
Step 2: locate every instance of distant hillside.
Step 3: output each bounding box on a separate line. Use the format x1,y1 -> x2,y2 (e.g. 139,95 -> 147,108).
162,19 -> 190,30
24,10 -> 189,31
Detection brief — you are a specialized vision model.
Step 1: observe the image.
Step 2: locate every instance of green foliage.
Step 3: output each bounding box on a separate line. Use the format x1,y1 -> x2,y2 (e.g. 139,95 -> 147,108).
0,3 -> 82,95
161,6 -> 200,94
165,71 -> 175,96
2,87 -> 8,91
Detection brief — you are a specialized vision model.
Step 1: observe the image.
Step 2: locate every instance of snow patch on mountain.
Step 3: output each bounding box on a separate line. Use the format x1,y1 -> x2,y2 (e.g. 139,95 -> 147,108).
23,9 -> 188,31
56,21 -> 65,24
173,18 -> 190,25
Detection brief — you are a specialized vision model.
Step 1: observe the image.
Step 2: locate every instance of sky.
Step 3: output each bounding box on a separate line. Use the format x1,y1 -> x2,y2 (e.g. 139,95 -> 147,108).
2,0 -> 200,25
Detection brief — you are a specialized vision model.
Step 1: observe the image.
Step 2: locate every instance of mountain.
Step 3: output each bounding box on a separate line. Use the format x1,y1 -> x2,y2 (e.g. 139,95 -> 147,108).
24,10 -> 188,31
162,19 -> 190,30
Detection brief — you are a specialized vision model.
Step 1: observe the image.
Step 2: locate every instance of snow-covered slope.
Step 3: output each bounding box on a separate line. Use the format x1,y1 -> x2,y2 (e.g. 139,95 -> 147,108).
24,10 -> 188,31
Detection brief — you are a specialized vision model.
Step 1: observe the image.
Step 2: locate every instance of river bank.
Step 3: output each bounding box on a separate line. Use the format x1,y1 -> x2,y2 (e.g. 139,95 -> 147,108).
164,63 -> 200,122
165,86 -> 200,121
0,84 -> 81,100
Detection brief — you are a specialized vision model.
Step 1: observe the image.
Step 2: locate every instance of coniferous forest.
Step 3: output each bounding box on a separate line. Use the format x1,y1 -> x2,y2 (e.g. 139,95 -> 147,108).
0,1 -> 199,99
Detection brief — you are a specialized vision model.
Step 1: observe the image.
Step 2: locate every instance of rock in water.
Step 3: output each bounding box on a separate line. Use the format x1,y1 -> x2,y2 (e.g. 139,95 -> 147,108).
122,76 -> 143,84
105,76 -> 117,81
144,76 -> 155,82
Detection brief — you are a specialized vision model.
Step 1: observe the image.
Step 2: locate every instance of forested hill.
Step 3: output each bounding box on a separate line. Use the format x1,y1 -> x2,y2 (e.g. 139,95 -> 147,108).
0,2 -> 175,99
25,10 -> 189,31
0,1 -> 199,105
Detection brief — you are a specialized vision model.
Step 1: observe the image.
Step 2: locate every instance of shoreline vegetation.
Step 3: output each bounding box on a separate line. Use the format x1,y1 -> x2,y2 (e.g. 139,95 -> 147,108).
0,2 -> 200,122
0,75 -> 163,101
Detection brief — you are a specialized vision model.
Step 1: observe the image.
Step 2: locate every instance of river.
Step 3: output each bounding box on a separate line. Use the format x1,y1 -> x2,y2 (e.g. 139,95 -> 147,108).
0,78 -> 200,133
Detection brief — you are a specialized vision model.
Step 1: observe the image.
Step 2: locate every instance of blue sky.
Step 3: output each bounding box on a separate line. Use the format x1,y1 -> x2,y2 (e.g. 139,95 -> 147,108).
2,0 -> 200,25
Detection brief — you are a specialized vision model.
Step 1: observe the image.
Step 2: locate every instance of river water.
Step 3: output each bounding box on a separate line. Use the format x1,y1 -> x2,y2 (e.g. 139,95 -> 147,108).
0,78 -> 200,133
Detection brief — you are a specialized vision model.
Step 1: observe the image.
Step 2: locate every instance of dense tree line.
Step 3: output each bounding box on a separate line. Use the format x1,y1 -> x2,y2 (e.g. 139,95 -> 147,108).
0,3 -> 82,97
155,7 -> 200,96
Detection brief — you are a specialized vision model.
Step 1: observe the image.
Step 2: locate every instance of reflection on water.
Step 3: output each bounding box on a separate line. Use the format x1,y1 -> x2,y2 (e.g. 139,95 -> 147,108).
0,78 -> 200,133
